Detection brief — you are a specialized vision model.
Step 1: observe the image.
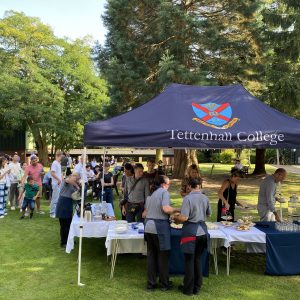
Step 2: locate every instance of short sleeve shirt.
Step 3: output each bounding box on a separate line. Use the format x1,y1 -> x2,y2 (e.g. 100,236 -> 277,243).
51,160 -> 62,186
25,163 -> 44,186
145,187 -> 170,234
24,183 -> 39,199
181,191 -> 211,236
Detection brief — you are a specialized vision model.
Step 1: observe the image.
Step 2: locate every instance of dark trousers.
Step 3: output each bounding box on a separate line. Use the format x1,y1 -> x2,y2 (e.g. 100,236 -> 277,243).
145,233 -> 169,288
59,218 -> 72,246
183,235 -> 207,295
126,202 -> 143,223
102,188 -> 114,208
9,183 -> 19,207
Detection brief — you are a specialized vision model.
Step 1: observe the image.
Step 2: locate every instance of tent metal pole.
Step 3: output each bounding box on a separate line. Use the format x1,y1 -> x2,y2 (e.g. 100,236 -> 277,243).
77,147 -> 87,286
276,149 -> 280,166
101,147 -> 106,203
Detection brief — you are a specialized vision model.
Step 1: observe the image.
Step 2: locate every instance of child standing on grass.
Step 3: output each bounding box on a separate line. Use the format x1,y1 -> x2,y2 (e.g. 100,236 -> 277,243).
18,176 -> 40,220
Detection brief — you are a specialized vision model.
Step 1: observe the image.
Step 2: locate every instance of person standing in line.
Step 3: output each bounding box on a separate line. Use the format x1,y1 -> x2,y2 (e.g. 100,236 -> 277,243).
56,173 -> 80,247
119,163 -> 134,220
143,175 -> 178,291
123,163 -> 150,223
174,178 -> 211,296
74,155 -> 88,196
143,158 -> 159,193
50,151 -> 63,218
100,162 -> 114,207
8,154 -> 22,210
257,168 -> 287,222
66,152 -> 73,176
22,155 -> 45,214
0,157 -> 11,218
60,152 -> 69,178
18,162 -> 27,212
181,164 -> 203,197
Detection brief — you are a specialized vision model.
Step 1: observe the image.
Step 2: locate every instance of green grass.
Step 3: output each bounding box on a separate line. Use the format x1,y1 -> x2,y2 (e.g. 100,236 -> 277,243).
0,164 -> 300,300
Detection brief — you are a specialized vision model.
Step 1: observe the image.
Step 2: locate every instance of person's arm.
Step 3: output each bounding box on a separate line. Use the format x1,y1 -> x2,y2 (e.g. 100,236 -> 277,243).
265,181 -> 276,213
173,197 -> 189,223
21,169 -> 28,185
218,180 -> 230,209
33,186 -> 41,200
51,170 -> 61,185
0,169 -> 10,180
206,199 -> 212,217
161,191 -> 180,215
144,178 -> 150,198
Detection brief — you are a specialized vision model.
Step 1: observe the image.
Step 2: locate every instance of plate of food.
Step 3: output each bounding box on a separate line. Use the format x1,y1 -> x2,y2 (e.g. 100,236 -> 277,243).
206,222 -> 219,230
170,223 -> 183,229
236,225 -> 250,231
220,221 -> 233,227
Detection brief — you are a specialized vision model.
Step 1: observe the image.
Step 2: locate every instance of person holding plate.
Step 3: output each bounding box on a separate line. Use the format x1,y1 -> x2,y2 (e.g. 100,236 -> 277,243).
143,175 -> 178,291
217,170 -> 244,222
173,178 -> 211,296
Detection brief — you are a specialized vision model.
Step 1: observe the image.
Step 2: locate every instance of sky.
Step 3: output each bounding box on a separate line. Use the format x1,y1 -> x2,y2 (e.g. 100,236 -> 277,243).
0,0 -> 107,44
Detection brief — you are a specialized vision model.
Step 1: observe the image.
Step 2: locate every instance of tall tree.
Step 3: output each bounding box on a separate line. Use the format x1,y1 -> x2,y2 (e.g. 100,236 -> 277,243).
0,11 -> 108,165
96,0 -> 265,178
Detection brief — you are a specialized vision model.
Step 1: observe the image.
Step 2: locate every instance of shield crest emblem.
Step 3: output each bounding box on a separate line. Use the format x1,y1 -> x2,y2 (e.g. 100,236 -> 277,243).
192,102 -> 239,129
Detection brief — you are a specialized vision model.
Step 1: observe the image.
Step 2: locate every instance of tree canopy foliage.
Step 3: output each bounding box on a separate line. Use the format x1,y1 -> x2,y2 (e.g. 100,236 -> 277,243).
0,11 -> 108,164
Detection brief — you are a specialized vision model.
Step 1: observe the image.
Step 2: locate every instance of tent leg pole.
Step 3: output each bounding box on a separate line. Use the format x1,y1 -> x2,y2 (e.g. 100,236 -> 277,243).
77,147 -> 87,286
276,149 -> 280,166
101,147 -> 106,203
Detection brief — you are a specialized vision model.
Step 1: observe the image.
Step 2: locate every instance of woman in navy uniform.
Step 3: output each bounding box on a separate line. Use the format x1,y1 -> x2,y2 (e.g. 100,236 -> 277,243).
143,175 -> 179,291
174,178 -> 211,296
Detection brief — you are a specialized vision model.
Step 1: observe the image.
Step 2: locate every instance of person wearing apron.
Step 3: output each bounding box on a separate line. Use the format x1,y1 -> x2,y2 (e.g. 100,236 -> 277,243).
174,178 -> 212,296
143,175 -> 179,291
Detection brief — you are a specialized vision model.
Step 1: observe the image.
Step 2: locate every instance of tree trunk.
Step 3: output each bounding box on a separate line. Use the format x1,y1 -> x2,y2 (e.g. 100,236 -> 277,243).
252,149 -> 266,175
155,149 -> 163,163
30,127 -> 49,166
173,149 -> 198,179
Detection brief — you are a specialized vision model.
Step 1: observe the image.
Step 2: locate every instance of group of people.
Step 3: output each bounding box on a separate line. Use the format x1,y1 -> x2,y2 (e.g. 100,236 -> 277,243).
0,150 -> 288,295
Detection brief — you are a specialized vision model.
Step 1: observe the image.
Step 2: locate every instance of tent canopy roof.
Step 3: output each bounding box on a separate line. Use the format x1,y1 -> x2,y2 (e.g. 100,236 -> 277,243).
84,84 -> 300,149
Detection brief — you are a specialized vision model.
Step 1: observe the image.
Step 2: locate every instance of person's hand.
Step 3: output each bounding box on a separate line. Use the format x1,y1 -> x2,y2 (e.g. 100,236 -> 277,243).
225,202 -> 230,210
275,213 -> 282,223
121,206 -> 126,216
33,196 -> 37,201
57,179 -> 61,186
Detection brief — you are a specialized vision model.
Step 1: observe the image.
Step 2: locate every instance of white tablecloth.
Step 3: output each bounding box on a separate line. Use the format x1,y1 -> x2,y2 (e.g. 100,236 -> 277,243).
218,223 -> 266,244
105,223 -> 146,256
66,203 -> 115,253
209,229 -> 230,250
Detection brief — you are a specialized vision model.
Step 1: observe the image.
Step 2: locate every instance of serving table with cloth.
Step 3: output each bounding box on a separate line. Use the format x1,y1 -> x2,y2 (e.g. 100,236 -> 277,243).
218,223 -> 266,275
255,221 -> 300,275
66,203 -> 115,253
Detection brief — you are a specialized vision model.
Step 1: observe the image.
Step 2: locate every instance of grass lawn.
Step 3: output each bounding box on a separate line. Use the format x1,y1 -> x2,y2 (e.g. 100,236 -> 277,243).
1,164 -> 300,300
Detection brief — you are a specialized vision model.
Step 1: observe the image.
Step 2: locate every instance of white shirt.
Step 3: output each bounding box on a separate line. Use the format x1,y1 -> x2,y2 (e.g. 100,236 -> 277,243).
51,160 -> 62,186
8,162 -> 22,183
87,169 -> 95,180
74,162 -> 88,183
0,165 -> 11,186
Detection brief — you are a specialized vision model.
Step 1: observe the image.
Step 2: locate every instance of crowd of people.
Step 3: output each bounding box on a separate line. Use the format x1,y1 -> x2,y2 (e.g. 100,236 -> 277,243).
0,151 -> 288,295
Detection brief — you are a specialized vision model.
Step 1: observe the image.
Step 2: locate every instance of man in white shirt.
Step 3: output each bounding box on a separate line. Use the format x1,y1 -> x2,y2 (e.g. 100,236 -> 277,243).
50,151 -> 63,218
8,154 -> 22,210
74,155 -> 88,197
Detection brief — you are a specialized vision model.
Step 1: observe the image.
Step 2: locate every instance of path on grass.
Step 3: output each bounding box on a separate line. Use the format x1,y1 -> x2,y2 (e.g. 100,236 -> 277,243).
272,165 -> 300,174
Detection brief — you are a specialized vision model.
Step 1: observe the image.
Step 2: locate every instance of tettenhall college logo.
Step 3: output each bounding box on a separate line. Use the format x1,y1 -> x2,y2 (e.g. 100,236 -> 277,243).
192,102 -> 239,129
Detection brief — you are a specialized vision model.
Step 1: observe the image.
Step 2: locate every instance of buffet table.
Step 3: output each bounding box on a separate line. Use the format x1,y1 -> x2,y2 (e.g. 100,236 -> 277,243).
218,223 -> 266,275
255,222 -> 300,275
66,203 -> 115,253
106,222 -> 146,279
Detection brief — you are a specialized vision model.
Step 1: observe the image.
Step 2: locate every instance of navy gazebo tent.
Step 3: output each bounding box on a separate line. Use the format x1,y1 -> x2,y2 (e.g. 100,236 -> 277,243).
84,84 -> 300,149
77,84 -> 300,285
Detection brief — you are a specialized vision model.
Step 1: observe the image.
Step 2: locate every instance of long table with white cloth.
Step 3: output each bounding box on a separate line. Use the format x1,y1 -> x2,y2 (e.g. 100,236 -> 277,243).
66,203 -> 115,253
